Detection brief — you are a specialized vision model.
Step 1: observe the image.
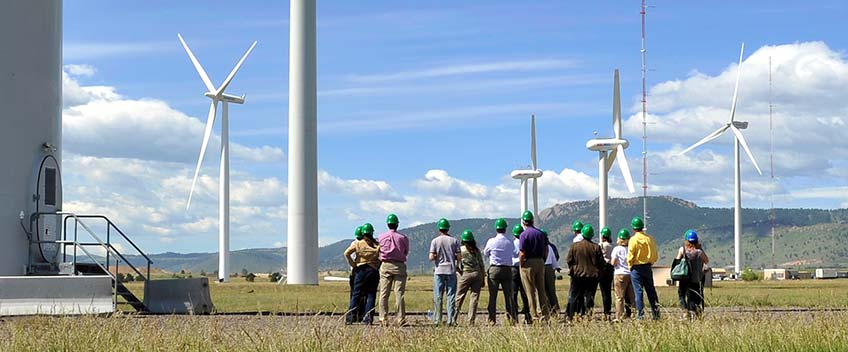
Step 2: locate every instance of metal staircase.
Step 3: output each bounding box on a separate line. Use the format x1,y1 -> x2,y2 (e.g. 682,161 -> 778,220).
28,212 -> 153,312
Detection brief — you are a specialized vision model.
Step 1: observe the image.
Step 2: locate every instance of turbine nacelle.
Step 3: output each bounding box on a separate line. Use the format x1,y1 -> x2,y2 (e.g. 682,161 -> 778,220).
204,92 -> 246,104
510,169 -> 543,180
586,138 -> 630,151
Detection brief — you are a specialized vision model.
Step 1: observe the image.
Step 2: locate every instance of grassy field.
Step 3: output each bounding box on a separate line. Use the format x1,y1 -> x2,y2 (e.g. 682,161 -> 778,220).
2,312 -> 847,351
3,278 -> 847,351
123,276 -> 848,313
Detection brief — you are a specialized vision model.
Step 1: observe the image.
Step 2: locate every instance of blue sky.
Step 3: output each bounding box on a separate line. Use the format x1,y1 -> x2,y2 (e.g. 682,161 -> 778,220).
60,1 -> 848,254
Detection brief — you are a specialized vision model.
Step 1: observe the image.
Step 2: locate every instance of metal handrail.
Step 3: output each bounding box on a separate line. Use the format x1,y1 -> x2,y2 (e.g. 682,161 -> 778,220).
31,212 -> 153,311
69,215 -> 152,263
58,214 -> 152,280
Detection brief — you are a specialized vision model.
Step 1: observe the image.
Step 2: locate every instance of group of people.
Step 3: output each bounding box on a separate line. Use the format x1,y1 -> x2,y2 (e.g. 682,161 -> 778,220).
342,211 -> 709,326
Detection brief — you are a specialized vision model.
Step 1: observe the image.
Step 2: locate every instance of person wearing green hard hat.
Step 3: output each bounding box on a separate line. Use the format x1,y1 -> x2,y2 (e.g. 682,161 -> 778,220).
376,214 -> 410,326
344,223 -> 381,325
572,220 -> 585,243
483,218 -> 518,325
517,210 -> 551,322
510,222 -> 531,324
429,218 -> 461,326
346,226 -> 366,323
626,216 -> 660,320
610,229 -> 635,321
454,230 -> 486,325
598,227 -> 615,320
565,224 -> 606,321
674,229 -> 710,318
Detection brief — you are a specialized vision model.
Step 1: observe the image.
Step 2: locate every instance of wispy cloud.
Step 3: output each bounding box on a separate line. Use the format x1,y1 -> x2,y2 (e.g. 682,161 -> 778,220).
318,102 -> 603,133
321,73 -> 604,98
64,41 -> 175,60
344,59 -> 576,83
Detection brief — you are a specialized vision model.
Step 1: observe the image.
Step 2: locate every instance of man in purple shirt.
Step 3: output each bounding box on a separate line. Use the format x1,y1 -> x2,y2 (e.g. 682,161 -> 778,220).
518,210 -> 550,322
377,213 -> 410,326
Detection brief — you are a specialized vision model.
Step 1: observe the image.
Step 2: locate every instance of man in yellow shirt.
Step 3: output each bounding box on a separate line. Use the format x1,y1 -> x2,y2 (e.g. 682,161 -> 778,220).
626,216 -> 660,320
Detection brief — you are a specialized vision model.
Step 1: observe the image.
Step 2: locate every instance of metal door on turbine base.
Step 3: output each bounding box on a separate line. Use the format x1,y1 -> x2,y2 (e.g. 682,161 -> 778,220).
25,146 -> 63,274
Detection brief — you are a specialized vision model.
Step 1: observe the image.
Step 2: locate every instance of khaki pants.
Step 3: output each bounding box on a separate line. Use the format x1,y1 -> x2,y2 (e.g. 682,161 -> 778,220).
519,258 -> 549,321
614,273 -> 635,320
378,262 -> 407,325
455,271 -> 484,325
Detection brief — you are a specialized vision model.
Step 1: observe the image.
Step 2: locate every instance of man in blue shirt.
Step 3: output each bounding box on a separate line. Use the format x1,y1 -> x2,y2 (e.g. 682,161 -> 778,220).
483,218 -> 517,325
518,210 -> 550,322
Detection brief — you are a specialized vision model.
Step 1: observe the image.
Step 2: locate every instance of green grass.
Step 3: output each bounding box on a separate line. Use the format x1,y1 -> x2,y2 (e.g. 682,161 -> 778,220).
120,276 -> 848,313
1,312 -> 847,351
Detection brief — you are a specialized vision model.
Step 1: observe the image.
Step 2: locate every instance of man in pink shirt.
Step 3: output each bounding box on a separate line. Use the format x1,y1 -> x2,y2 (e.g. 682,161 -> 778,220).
377,213 -> 410,326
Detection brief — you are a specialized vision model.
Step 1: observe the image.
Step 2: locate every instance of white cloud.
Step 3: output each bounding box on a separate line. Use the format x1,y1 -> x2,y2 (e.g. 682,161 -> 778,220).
318,170 -> 400,200
344,59 -> 576,83
414,169 -> 488,198
64,64 -> 96,77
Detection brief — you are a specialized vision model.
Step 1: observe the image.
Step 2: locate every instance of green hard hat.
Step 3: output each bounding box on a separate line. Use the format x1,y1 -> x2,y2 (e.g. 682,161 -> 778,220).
617,228 -> 630,241
461,230 -> 475,242
631,217 -> 644,231
600,227 -> 612,239
354,226 -> 364,240
512,223 -> 523,237
386,213 -> 399,225
522,210 -> 534,222
495,218 -> 508,231
437,218 -> 451,231
581,224 -> 594,240
572,220 -> 584,232
541,229 -> 549,238
361,223 -> 375,235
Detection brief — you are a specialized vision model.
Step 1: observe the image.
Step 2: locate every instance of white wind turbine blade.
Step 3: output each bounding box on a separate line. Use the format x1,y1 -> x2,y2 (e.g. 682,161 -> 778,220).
532,178 -> 539,216
530,114 -> 538,215
729,124 -> 763,175
530,115 -> 537,170
613,69 -> 622,139
186,101 -> 219,210
729,43 -> 745,122
177,34 -> 216,92
615,145 -> 636,193
679,124 -> 730,155
216,41 -> 258,96
606,148 -> 617,173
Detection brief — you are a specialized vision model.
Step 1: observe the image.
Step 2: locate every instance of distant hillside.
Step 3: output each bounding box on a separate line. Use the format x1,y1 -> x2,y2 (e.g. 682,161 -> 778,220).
128,196 -> 848,274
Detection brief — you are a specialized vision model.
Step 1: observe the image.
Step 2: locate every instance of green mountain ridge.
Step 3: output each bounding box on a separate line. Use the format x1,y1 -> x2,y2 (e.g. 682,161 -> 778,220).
125,196 -> 848,274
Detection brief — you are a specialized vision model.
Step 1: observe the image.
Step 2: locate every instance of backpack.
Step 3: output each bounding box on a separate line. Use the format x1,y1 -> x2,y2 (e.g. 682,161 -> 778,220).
671,254 -> 689,281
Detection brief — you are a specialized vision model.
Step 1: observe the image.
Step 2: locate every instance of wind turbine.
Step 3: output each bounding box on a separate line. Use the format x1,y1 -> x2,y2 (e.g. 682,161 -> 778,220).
586,69 -> 636,230
179,33 -> 257,283
510,115 -> 543,216
679,43 -> 762,277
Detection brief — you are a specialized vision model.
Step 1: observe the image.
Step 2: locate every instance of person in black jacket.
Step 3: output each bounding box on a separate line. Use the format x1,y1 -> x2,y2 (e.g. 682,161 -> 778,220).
565,224 -> 606,321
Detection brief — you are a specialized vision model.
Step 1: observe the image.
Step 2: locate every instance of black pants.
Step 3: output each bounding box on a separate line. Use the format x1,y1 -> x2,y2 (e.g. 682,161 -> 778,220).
599,267 -> 614,316
347,265 -> 379,324
678,280 -> 704,316
566,276 -> 598,319
511,266 -> 531,323
349,271 -> 366,322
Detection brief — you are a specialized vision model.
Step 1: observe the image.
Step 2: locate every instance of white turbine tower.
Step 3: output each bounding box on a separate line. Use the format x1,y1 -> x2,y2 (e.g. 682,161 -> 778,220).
511,115 -> 543,216
679,43 -> 762,277
179,33 -> 257,283
587,69 -> 636,230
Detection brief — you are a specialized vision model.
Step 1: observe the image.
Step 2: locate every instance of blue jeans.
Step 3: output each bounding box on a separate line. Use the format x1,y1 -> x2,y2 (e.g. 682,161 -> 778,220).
433,273 -> 458,325
347,265 -> 378,324
630,264 -> 660,319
